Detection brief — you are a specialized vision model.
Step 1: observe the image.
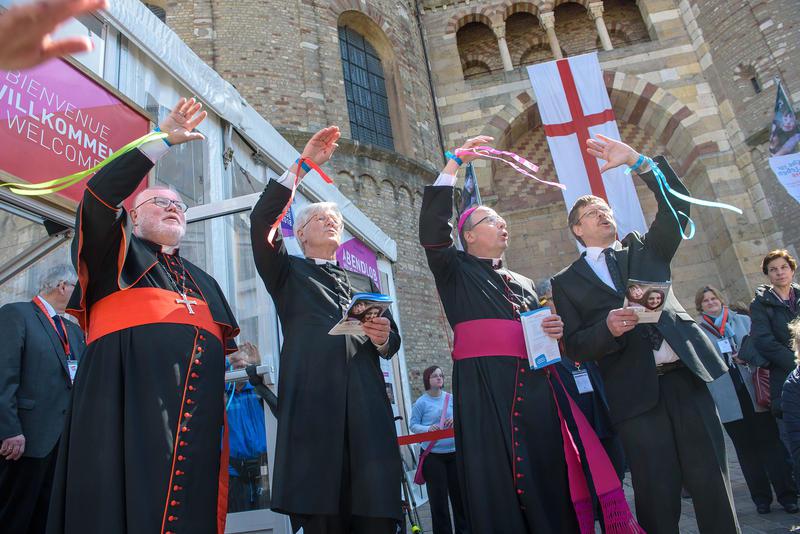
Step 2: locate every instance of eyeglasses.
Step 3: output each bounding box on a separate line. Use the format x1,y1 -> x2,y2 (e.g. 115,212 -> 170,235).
134,196 -> 188,213
301,214 -> 342,231
577,206 -> 613,223
472,214 -> 506,229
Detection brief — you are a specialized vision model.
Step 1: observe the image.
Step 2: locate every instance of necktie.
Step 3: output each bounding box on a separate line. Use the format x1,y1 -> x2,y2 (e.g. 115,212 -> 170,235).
52,314 -> 67,343
602,248 -> 624,294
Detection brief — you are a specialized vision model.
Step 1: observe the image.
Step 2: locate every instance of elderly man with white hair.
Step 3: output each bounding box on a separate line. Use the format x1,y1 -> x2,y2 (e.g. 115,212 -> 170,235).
47,97 -> 239,534
0,263 -> 85,534
250,127 -> 403,534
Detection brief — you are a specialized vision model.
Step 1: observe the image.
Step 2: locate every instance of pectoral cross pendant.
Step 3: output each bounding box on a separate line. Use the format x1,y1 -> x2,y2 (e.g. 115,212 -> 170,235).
176,293 -> 198,315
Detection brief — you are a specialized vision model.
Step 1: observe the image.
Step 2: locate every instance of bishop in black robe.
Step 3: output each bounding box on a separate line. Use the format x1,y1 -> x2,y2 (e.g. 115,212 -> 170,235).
419,137 -> 577,533
249,127 -> 403,534
47,99 -> 239,534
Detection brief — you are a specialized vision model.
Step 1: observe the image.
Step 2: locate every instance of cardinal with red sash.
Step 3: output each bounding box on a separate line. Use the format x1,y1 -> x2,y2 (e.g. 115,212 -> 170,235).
47,98 -> 239,534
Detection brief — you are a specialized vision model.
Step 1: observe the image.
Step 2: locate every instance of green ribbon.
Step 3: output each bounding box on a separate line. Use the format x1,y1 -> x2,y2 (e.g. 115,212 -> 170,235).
0,131 -> 168,196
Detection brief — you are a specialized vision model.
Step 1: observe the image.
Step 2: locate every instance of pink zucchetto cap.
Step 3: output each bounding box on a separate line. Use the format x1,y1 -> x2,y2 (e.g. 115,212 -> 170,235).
458,206 -> 479,235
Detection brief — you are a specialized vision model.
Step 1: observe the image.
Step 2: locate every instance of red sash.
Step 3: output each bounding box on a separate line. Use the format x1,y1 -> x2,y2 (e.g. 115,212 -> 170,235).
86,287 -> 223,345
452,319 -> 527,360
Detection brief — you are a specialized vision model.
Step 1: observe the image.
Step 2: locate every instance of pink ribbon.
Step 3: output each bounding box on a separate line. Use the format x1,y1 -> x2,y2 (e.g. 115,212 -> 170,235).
455,146 -> 565,190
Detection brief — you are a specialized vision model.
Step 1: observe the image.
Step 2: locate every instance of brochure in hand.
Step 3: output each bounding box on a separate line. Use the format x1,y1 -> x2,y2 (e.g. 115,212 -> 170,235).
622,278 -> 671,324
520,307 -> 562,370
328,292 -> 394,336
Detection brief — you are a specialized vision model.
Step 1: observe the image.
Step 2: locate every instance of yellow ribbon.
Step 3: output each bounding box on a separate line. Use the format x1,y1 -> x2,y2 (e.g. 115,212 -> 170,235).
0,131 -> 168,196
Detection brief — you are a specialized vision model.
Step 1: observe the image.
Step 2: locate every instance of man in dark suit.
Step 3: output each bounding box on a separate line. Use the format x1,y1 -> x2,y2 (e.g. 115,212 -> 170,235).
551,134 -> 738,534
0,264 -> 86,534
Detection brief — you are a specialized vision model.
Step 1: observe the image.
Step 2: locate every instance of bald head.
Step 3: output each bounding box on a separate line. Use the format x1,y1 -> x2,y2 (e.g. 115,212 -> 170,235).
130,187 -> 187,248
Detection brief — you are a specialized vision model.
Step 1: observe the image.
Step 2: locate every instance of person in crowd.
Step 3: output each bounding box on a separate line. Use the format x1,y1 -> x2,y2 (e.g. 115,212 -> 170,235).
0,0 -> 107,70
750,249 -> 800,445
250,126 -> 403,534
697,285 -> 797,514
226,343 -> 269,513
781,318 -> 800,494
551,134 -> 738,533
0,264 -> 86,534
409,366 -> 466,534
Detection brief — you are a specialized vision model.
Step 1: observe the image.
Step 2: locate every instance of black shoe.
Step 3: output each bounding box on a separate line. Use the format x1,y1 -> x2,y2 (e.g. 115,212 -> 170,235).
783,502 -> 799,514
756,503 -> 771,514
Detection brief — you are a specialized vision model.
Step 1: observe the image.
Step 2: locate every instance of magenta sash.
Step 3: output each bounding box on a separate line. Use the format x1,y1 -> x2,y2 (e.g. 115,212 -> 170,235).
451,319 -> 527,360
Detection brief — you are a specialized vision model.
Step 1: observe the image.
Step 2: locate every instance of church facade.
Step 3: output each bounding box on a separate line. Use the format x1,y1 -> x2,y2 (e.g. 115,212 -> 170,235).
148,0 -> 800,396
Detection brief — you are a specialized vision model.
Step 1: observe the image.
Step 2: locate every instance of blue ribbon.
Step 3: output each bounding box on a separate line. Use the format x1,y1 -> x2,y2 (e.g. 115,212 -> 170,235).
626,157 -> 743,240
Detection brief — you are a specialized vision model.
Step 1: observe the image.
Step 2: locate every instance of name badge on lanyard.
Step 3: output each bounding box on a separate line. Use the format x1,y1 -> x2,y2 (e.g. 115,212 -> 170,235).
716,338 -> 733,355
573,369 -> 594,394
67,359 -> 78,383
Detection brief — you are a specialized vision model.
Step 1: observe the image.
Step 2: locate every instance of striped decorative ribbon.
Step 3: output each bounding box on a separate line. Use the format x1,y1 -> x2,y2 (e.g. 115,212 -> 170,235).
0,131 -> 169,196
455,146 -> 565,190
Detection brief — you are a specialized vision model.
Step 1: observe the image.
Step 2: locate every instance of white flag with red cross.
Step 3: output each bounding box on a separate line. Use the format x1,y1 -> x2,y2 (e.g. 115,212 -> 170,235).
527,52 -> 647,239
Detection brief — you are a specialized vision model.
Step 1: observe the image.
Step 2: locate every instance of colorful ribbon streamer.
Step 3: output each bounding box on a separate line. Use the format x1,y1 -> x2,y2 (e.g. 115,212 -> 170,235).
629,157 -> 743,240
0,131 -> 169,196
266,158 -> 335,245
455,146 -> 565,190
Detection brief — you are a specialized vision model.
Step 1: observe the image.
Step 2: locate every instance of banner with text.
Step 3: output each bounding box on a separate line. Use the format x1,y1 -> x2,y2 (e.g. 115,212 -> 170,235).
0,59 -> 151,204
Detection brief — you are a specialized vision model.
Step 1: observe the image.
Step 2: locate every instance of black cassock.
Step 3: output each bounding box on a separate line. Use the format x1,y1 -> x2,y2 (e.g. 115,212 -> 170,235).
419,185 -> 578,533
250,181 -> 403,523
47,149 -> 239,534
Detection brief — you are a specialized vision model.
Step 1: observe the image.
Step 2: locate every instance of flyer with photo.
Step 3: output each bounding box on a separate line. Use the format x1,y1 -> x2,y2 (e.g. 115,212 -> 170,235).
623,279 -> 671,323
520,307 -> 562,370
328,292 -> 393,336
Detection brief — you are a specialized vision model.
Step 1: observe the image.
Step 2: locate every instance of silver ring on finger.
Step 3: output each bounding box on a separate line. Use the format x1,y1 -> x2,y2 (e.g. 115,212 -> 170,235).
623,321 -> 628,326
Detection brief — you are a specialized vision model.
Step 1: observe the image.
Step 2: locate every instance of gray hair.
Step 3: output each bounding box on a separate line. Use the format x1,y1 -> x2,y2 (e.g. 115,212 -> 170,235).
535,277 -> 552,299
791,317 -> 800,366
293,202 -> 343,253
38,264 -> 77,294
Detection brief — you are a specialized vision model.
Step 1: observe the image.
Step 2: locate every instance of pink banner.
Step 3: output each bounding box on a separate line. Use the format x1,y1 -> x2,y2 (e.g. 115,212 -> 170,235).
336,237 -> 381,291
0,59 -> 150,205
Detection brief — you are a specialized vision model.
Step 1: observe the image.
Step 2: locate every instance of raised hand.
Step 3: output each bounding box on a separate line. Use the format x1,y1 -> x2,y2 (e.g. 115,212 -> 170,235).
300,126 -> 341,167
456,135 -> 495,164
159,97 -> 207,146
0,0 -> 108,71
586,134 -> 642,173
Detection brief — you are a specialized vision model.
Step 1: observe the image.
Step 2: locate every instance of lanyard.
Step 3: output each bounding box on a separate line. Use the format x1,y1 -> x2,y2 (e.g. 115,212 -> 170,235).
32,297 -> 71,358
701,307 -> 728,338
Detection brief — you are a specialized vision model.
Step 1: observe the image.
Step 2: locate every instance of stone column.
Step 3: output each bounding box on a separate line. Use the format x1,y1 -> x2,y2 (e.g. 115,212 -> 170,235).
539,11 -> 563,59
494,25 -> 514,71
589,2 -> 613,51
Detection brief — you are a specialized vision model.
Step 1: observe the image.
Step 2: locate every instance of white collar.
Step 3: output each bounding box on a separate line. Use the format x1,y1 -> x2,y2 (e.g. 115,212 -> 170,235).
310,257 -> 336,266
478,257 -> 503,269
585,240 -> 622,261
36,295 -> 57,317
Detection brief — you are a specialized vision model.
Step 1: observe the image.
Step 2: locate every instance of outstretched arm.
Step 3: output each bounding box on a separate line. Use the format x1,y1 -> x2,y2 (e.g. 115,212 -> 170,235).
250,127 -> 340,296
586,134 -> 690,261
0,0 -> 108,70
419,135 -> 492,282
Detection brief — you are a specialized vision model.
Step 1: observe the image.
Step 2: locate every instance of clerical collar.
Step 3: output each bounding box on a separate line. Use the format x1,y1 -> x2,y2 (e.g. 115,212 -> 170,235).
478,257 -> 503,270
141,237 -> 181,256
310,257 -> 337,266
584,240 -> 622,261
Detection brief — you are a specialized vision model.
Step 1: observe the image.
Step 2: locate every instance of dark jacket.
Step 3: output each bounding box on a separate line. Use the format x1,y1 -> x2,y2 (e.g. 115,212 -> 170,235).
750,282 -> 800,414
552,156 -> 727,424
0,301 -> 86,458
782,367 -> 800,466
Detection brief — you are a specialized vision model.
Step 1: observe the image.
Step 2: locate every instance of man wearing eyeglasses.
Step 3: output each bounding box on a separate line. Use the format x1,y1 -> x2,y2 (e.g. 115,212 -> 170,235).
418,136 -> 577,533
551,135 -> 737,533
47,97 -> 240,534
249,127 -> 403,533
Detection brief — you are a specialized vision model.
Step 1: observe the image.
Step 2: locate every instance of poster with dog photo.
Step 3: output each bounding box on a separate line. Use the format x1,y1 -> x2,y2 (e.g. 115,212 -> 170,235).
623,279 -> 671,323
